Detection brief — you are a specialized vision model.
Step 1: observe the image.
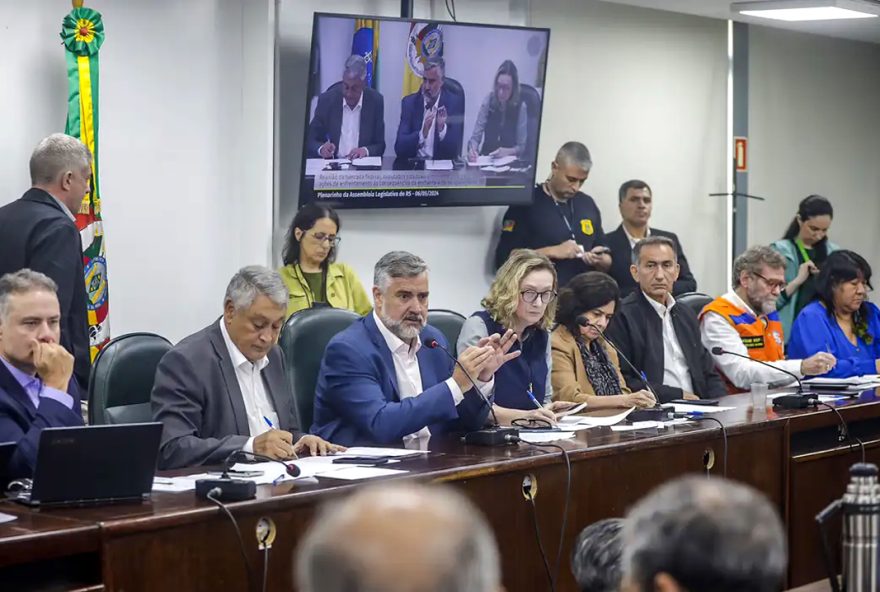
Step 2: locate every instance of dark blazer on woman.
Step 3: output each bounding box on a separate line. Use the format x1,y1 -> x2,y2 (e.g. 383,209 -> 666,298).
606,291 -> 726,402
605,225 -> 697,298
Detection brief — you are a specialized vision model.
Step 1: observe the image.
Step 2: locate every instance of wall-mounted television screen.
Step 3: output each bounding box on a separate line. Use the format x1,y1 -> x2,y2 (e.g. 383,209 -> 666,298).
298,13 -> 551,209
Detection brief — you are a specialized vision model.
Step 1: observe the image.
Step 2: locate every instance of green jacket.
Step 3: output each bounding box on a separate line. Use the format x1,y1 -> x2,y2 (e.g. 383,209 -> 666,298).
278,262 -> 373,318
770,238 -> 840,341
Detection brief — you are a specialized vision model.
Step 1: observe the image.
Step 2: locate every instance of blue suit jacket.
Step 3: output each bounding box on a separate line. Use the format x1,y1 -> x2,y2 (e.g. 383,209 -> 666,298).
394,90 -> 465,160
0,360 -> 83,478
311,315 -> 490,446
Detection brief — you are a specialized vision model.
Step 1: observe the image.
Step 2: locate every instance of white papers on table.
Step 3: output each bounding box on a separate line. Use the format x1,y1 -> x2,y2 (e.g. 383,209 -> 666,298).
611,419 -> 690,432
481,165 -> 510,173
558,407 -> 634,428
555,403 -> 588,418
0,512 -> 16,524
466,155 -> 517,167
153,475 -> 208,492
767,393 -> 845,403
341,447 -> 429,458
518,431 -> 576,443
667,403 -> 735,414
805,376 -> 880,390
324,467 -> 408,481
351,156 -> 381,167
305,158 -> 350,175
425,159 -> 453,170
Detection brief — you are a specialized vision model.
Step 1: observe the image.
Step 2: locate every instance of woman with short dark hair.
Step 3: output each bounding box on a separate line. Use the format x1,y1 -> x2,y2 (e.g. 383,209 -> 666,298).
278,203 -> 371,318
551,272 -> 655,408
788,250 -> 880,377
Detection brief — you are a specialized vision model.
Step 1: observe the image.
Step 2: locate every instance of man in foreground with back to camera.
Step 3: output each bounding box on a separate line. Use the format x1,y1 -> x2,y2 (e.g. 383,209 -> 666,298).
311,251 -> 520,446
699,245 -> 836,391
296,482 -> 503,592
0,270 -> 83,478
151,266 -> 342,470
621,475 -> 787,592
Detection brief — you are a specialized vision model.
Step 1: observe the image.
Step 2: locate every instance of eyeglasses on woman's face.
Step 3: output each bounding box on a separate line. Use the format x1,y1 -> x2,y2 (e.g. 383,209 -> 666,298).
520,290 -> 556,304
308,231 -> 341,247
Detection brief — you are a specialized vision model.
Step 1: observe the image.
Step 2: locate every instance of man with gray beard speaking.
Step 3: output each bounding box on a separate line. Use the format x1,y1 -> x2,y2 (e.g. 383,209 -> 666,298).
311,251 -> 520,446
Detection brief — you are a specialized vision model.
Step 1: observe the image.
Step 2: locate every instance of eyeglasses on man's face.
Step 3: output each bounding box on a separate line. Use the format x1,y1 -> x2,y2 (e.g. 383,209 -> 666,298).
752,271 -> 786,292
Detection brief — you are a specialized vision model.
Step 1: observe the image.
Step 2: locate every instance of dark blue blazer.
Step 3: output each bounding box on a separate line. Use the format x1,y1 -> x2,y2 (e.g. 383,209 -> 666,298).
306,86 -> 386,158
394,90 -> 464,160
311,314 -> 490,446
0,360 -> 83,478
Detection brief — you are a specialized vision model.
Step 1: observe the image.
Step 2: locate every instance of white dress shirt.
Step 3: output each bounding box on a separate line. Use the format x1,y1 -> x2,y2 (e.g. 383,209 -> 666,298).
700,291 -> 803,389
417,92 -> 448,159
643,292 -> 694,393
337,93 -> 365,159
623,225 -> 651,249
373,311 -> 484,442
219,319 -> 280,453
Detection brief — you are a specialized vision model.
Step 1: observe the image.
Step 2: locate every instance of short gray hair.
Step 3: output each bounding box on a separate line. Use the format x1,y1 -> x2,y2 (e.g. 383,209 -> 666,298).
572,518 -> 624,592
555,141 -> 592,172
622,476 -> 786,592
296,483 -> 500,592
29,133 -> 92,186
424,55 -> 446,76
0,269 -> 58,322
732,245 -> 786,288
224,266 -> 288,311
632,235 -> 677,265
343,54 -> 367,81
373,251 -> 428,292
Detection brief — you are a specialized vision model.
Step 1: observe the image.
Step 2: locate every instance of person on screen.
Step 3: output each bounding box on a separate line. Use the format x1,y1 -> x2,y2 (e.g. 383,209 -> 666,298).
311,251 -> 518,446
306,55 -> 386,160
770,194 -> 838,342
551,271 -> 655,409
699,246 -> 836,391
604,179 -> 697,298
457,249 -> 577,426
0,270 -> 83,478
495,141 -> 611,287
394,56 -> 465,161
466,60 -> 527,161
278,203 -> 371,318
788,250 -> 880,378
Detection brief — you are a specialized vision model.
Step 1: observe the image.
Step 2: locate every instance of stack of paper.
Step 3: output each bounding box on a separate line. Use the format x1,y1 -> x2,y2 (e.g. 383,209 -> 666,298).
351,156 -> 382,167
805,376 -> 880,391
425,159 -> 453,170
558,407 -> 634,429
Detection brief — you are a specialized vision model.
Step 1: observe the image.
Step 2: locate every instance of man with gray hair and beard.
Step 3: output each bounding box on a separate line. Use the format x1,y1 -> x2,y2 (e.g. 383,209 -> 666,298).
312,251 -> 520,446
151,265 -> 343,470
296,483 -> 503,592
620,476 -> 787,592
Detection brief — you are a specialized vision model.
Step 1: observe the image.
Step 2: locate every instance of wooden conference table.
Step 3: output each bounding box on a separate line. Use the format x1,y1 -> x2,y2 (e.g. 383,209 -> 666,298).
2,390 -> 878,592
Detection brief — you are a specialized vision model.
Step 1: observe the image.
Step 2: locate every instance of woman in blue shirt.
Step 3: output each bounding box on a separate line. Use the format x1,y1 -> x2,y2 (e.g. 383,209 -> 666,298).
788,250 -> 880,378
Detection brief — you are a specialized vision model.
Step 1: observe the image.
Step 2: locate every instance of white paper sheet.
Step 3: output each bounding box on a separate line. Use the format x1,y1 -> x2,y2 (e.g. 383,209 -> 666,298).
555,403 -> 588,418
323,467 -> 408,481
341,447 -> 429,458
518,431 -> 576,443
558,407 -> 634,427
425,159 -> 453,170
480,165 -> 510,173
0,512 -> 16,524
305,158 -> 351,175
351,156 -> 382,167
668,403 -> 735,414
467,155 -> 516,167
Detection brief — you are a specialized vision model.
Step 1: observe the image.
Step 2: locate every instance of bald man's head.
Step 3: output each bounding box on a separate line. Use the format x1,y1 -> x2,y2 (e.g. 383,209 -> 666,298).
296,483 -> 501,592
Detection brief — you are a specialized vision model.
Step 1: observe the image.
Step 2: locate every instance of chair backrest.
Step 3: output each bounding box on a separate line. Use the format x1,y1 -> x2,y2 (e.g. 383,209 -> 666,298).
442,77 -> 466,156
88,333 -> 173,425
518,83 -> 541,163
676,292 -> 714,317
278,307 -> 361,432
427,309 -> 468,354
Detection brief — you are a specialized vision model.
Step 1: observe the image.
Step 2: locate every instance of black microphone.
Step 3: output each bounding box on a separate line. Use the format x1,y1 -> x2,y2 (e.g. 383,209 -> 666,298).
710,346 -> 807,395
423,338 -> 500,427
574,315 -> 661,404
424,337 -> 519,446
225,450 -> 302,478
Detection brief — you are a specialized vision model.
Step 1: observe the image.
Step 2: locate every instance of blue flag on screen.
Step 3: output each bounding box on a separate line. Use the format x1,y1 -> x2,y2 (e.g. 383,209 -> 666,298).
352,19 -> 379,88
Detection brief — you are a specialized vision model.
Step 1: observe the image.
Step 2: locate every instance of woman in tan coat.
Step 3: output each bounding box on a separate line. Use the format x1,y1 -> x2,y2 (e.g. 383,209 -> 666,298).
551,272 -> 655,408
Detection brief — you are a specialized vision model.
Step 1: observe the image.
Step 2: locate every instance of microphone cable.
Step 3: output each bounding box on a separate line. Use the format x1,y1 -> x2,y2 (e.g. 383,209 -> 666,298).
688,416 -> 728,478
205,488 -> 257,592
818,401 -> 866,463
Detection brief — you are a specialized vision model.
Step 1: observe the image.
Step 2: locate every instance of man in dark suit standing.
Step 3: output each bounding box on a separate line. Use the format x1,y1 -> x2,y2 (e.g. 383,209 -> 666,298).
306,55 -> 386,160
394,56 -> 465,160
0,270 -> 83,478
0,134 -> 92,391
151,266 -> 343,470
606,237 -> 725,403
605,179 -> 697,298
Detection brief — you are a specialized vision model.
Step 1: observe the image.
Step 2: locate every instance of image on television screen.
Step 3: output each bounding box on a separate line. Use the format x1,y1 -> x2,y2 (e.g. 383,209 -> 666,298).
298,13 -> 551,209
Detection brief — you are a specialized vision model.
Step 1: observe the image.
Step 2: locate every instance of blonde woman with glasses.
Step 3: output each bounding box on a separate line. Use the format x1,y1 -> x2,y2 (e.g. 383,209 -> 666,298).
457,249 -> 578,426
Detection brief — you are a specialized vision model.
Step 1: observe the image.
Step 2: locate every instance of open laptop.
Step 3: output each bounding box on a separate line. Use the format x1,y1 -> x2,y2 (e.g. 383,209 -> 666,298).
10,423 -> 162,508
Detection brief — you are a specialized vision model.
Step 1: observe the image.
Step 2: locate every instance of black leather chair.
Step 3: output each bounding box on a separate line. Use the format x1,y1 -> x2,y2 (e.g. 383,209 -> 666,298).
278,308 -> 360,433
427,309 -> 467,353
442,77 -> 466,157
519,83 -> 541,163
88,333 -> 173,425
677,292 -> 714,317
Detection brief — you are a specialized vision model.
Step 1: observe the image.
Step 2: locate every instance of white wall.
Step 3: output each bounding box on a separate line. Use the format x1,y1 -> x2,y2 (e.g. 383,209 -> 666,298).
1,0 -> 275,343
748,26 -> 880,279
278,0 -> 730,317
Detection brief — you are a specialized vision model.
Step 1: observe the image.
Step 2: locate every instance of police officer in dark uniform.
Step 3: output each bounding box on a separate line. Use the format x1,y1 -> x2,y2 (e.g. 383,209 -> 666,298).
495,141 -> 611,287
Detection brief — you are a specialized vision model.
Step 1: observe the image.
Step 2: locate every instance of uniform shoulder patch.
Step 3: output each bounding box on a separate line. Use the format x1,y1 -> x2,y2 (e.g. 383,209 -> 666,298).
502,219 -> 516,232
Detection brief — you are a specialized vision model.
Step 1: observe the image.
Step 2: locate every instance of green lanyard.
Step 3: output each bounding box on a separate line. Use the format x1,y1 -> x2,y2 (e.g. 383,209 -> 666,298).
794,238 -> 812,263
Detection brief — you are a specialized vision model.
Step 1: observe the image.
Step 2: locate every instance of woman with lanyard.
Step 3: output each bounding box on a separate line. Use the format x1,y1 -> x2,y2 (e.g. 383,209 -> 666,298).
457,249 -> 578,426
771,195 -> 838,342
278,203 -> 372,318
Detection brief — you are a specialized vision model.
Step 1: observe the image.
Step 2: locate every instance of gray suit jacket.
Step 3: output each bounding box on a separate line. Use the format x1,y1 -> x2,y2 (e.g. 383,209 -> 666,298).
151,321 -> 301,470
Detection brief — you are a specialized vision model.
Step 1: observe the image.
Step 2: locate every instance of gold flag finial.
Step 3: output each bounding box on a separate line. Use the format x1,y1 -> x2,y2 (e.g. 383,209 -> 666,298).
72,0 -> 84,8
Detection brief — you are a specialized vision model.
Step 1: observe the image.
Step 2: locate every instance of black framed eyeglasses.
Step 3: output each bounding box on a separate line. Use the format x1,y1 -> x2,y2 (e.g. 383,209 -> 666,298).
520,290 -> 557,304
310,232 -> 341,247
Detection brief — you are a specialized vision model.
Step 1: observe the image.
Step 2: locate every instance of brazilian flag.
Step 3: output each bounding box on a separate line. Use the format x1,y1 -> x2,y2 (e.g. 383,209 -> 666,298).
351,19 -> 379,88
